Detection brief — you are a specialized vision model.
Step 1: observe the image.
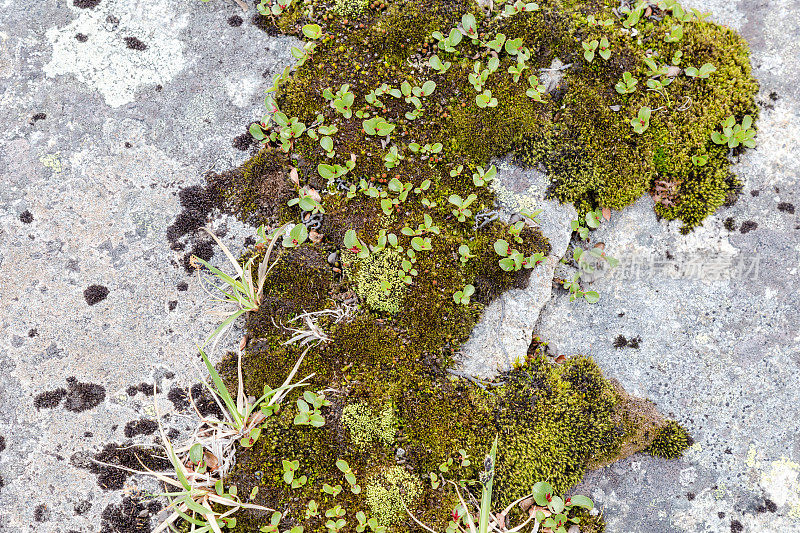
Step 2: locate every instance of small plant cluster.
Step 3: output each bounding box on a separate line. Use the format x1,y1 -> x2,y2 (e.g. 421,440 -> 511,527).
562,209 -> 618,303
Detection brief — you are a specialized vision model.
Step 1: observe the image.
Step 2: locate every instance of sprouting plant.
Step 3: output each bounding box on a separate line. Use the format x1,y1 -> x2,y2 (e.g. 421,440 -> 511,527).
192,225 -> 288,344
429,54 -> 451,73
582,39 -> 598,62
282,459 -> 308,488
468,60 -> 493,93
711,115 -> 756,148
383,146 -> 404,169
411,236 -> 433,252
431,28 -> 462,53
507,59 -> 528,82
615,72 -> 638,94
401,249 -> 419,284
459,12 -> 478,40
597,37 -> 611,60
282,223 -> 308,248
323,483 -> 343,497
685,62 -> 716,79
672,50 -> 683,65
288,187 -> 325,214
291,25 -> 322,67
691,154 -> 708,166
526,75 -> 547,101
323,84 -> 355,118
475,90 -> 498,108
270,112 -> 307,152
318,159 -> 356,185
294,390 -> 331,427
472,165 -> 497,187
409,142 -> 443,156
493,239 -> 545,271
620,1 -> 645,28
458,243 -> 475,264
306,500 -> 320,519
260,511 -> 284,533
344,229 -> 370,259
448,194 -> 478,222
453,284 -> 475,305
570,208 -> 604,240
363,116 -> 395,137
336,459 -> 362,494
502,1 -> 539,18
630,106 -> 651,134
529,481 -> 594,533
664,23 -> 684,43
401,214 -> 440,236
325,505 -> 347,532
562,271 -> 599,304
507,220 -> 525,243
586,14 -> 613,27
504,37 -> 526,57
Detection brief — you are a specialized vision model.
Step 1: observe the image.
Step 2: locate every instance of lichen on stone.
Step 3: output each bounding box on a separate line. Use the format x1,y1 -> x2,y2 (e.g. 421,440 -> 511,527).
365,466 -> 423,526
341,402 -> 396,449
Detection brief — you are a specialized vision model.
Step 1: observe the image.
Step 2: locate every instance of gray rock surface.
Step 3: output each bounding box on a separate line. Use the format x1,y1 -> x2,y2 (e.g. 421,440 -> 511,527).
0,0 -> 798,531
0,0 -> 294,530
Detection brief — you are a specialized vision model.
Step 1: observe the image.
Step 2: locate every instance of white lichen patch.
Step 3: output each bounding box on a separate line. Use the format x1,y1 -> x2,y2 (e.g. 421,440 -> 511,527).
43,0 -> 187,107
761,458 -> 800,518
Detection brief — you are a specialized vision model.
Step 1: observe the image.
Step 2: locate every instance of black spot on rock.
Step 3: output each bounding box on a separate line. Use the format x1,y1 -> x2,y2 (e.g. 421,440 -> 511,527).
765,499 -> 777,513
183,240 -> 213,273
84,431 -> 93,437
123,36 -> 148,51
687,492 -> 695,501
124,142 -> 132,148
30,113 -> 47,124
28,328 -> 38,337
613,335 -> 627,348
168,300 -> 178,311
76,443 -> 171,491
778,202 -> 795,214
73,0 -> 101,7
177,281 -> 188,291
123,419 -> 158,438
100,496 -> 161,533
76,33 -> 88,42
0,435 -> 5,453
740,221 -> 758,234
64,377 -> 106,412
233,132 -> 254,151
227,14 -> 243,26
35,388 -> 67,409
627,337 -> 641,349
74,500 -> 92,515
34,504 -> 50,522
252,13 -> 280,36
750,189 -> 760,196
730,520 -> 743,532
125,383 -> 158,396
724,217 -> 736,231
718,511 -> 725,518
84,284 -> 109,305
167,386 -> 189,410
19,210 -> 34,223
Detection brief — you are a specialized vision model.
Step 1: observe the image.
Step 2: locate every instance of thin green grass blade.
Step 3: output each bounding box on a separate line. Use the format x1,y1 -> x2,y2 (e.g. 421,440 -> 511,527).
479,435 -> 499,533
202,309 -> 245,348
199,348 -> 243,428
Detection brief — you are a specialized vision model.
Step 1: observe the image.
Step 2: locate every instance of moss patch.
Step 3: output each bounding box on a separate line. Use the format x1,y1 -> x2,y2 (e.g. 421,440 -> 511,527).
192,0 -> 759,530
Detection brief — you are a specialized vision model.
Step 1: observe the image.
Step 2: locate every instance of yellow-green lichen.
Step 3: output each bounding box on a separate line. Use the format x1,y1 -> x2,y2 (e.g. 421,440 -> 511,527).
365,466 -> 423,526
344,249 -> 406,314
341,402 -> 396,449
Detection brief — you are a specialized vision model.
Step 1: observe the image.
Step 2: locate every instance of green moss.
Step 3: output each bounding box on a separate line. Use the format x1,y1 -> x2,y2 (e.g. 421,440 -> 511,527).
341,402 -> 396,448
197,0 -> 762,530
645,420 -> 692,459
365,466 -> 423,526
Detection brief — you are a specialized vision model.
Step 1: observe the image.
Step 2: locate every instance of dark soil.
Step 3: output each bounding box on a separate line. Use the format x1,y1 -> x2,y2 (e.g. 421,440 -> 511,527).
74,443 -> 171,490
125,383 -> 158,396
63,377 -> 106,412
34,387 -> 67,409
123,419 -> 158,438
73,0 -> 101,8
778,202 -> 795,214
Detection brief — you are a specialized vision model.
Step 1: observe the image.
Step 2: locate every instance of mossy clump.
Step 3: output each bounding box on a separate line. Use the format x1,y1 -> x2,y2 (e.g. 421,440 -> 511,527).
191,0 -> 756,530
341,402 -> 396,449
365,466 -> 423,526
331,0 -> 369,18
644,420 -> 693,459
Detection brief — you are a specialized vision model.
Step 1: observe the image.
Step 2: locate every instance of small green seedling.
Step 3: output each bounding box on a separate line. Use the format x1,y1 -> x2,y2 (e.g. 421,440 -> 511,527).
383,146 -> 404,169
306,500 -> 320,519
711,115 -> 756,148
582,39 -> 598,62
453,284 -> 475,305
335,459 -> 362,493
472,165 -> 497,186
288,188 -> 325,214
615,72 -> 638,94
429,54 -> 451,73
631,106 -> 651,134
322,483 -> 342,497
530,481 -> 594,533
691,154 -> 708,166
685,62 -> 716,79
324,85 -> 355,119
598,37 -> 611,60
475,90 -> 498,108
363,116 -> 395,137
260,511 -> 283,533
664,24 -> 684,43
282,459 -> 308,488
448,194 -> 478,222
294,390 -> 330,427
458,243 -> 475,264
494,239 -> 545,271
526,75 -> 547,101
431,28 -> 462,53
282,223 -> 308,248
